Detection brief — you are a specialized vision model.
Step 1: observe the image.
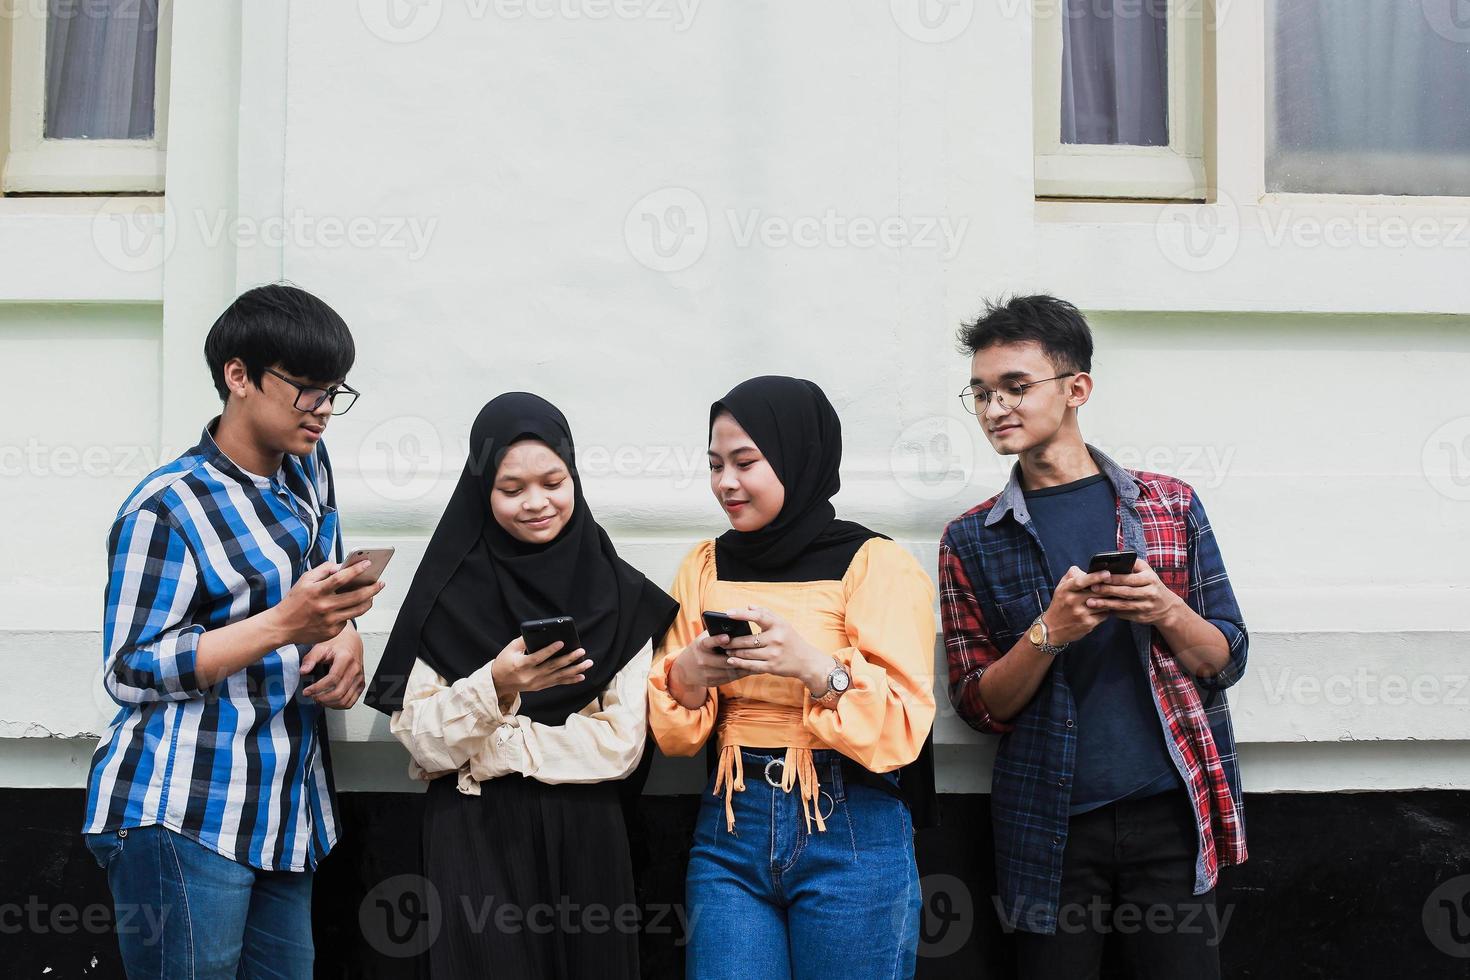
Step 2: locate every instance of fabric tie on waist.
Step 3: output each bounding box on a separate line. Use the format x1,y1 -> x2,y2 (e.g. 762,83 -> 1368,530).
711,698 -> 829,835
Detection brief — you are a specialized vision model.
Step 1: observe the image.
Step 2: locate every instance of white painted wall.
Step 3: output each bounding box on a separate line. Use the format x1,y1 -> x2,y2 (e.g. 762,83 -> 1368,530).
2,1 -> 1466,794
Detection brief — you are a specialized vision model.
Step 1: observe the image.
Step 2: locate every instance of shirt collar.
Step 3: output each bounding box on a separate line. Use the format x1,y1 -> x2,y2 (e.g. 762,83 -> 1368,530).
195,417 -> 283,491
984,443 -> 1144,528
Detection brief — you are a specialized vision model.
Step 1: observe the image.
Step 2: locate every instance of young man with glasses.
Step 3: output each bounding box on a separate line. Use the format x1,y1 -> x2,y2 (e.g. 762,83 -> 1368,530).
938,295 -> 1248,977
81,284 -> 384,978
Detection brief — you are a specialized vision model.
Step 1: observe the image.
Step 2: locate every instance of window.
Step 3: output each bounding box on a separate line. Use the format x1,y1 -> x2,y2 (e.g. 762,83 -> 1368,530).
1034,0 -> 1206,200
3,0 -> 171,194
1266,0 -> 1470,198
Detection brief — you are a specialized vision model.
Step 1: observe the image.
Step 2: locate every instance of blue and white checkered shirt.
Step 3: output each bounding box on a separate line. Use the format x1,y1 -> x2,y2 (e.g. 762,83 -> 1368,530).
82,420 -> 345,872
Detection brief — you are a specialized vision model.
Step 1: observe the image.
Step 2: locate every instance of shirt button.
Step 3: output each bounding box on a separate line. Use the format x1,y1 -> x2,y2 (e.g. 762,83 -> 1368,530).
1065,718 -> 1074,728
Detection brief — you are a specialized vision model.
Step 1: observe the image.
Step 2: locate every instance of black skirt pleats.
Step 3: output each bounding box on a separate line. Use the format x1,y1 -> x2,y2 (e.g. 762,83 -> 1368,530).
421,774 -> 640,980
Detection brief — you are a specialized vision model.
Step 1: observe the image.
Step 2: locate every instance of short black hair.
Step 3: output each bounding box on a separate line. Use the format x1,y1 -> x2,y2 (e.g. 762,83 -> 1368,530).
204,284 -> 356,401
956,294 -> 1093,375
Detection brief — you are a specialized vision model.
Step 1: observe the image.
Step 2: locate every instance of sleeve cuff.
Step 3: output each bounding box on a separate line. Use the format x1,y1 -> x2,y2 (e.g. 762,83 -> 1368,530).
159,625 -> 209,699
463,661 -> 518,725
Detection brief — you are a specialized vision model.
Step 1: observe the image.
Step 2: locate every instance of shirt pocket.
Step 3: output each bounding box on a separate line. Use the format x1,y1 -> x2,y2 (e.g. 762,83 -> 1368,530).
993,589 -> 1049,649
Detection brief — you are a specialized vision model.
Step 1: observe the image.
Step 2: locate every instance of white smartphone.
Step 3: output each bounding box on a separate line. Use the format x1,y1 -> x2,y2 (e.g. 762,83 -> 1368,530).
337,547 -> 395,593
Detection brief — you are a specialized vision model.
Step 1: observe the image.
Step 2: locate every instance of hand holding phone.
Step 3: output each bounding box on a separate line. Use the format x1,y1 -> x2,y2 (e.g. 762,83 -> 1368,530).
701,610 -> 754,652
492,617 -> 592,698
667,611 -> 758,698
276,558 -> 386,647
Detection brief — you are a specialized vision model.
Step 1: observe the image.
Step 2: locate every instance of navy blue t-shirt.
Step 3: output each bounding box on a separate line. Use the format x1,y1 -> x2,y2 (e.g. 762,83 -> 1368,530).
1023,473 -> 1180,815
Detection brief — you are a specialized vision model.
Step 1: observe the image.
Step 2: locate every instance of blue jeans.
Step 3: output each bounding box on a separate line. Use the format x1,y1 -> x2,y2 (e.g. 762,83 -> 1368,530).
685,748 -> 921,980
83,825 -> 314,979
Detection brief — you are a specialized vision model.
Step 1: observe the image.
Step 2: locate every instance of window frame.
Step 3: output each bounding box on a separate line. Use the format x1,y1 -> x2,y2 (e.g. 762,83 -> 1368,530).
1033,0 -> 1206,201
3,0 -> 172,194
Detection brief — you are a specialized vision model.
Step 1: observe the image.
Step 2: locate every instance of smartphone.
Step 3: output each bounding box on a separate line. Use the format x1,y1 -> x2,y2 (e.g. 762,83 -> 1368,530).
520,616 -> 582,656
336,547 -> 395,594
306,547 -> 396,686
702,610 -> 754,652
1088,550 -> 1137,575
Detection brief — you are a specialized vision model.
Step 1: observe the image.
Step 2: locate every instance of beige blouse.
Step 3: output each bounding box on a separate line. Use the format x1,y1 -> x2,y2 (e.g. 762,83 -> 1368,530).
389,640 -> 653,795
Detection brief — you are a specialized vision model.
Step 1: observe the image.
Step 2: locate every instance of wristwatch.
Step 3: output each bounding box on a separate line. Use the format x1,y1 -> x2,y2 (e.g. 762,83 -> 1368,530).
1027,614 -> 1070,656
810,658 -> 851,707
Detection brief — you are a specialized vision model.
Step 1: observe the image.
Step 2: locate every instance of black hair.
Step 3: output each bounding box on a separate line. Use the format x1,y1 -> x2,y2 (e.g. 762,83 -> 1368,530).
203,284 -> 356,401
956,294 -> 1093,375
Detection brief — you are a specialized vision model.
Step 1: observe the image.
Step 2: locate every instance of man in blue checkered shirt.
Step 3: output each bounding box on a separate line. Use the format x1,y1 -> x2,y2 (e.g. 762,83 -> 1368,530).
81,285 -> 385,978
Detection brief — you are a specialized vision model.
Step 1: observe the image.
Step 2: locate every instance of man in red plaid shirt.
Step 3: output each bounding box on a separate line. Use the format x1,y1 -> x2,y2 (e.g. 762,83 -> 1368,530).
939,295 -> 1248,978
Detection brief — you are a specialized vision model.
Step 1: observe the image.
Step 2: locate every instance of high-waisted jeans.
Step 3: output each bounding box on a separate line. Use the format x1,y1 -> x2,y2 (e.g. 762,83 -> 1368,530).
685,747 -> 921,980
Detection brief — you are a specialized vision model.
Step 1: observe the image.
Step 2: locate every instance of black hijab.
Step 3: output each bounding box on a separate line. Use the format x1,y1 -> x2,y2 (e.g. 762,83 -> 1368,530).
365,393 -> 678,725
710,376 -> 886,582
707,376 -> 938,828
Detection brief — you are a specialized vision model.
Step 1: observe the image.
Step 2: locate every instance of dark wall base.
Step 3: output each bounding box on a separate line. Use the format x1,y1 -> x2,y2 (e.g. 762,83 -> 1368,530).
4,790 -> 1469,978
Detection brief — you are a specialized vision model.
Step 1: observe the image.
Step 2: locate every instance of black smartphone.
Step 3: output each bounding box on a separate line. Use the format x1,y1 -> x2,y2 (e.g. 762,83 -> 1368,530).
520,616 -> 582,655
1088,550 -> 1138,575
702,610 -> 754,652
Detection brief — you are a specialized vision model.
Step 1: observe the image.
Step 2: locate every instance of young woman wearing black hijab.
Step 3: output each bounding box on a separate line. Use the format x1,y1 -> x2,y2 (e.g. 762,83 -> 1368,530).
364,392 -> 677,979
647,376 -> 938,979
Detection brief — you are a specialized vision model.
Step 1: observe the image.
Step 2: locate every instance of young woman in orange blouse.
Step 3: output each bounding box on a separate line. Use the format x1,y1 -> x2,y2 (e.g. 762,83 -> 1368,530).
648,376 -> 938,979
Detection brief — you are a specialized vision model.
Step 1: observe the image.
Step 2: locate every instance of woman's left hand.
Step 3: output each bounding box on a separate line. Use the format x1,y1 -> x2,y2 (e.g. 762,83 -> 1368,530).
720,606 -> 835,696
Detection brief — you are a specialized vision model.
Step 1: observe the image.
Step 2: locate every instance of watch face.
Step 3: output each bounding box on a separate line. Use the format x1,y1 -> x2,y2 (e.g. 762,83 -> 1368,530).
831,667 -> 851,692
1027,622 -> 1044,646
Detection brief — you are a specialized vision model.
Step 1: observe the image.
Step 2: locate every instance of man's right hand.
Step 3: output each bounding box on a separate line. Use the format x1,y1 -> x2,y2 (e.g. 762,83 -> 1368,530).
1042,566 -> 1114,645
270,560 -> 385,647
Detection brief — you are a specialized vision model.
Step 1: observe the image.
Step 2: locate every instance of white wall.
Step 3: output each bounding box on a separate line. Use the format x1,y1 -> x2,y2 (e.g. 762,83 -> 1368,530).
2,1 -> 1466,794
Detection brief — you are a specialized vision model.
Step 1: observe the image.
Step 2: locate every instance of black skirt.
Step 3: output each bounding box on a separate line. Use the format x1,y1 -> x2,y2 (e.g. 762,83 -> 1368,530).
421,773 -> 640,979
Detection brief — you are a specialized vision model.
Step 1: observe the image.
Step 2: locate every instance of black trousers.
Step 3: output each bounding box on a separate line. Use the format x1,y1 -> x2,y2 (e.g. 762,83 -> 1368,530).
1016,790 -> 1224,980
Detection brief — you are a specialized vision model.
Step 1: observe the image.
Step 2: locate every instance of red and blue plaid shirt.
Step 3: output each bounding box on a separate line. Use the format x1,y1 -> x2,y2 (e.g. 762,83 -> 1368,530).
940,445 -> 1248,934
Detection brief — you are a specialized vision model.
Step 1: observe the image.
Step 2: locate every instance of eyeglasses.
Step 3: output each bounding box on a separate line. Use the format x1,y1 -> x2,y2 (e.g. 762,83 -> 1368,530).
958,373 -> 1076,416
264,367 -> 361,416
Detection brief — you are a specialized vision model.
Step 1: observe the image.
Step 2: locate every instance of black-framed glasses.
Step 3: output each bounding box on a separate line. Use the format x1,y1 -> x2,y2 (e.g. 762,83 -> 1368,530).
264,367 -> 361,416
958,373 -> 1075,416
